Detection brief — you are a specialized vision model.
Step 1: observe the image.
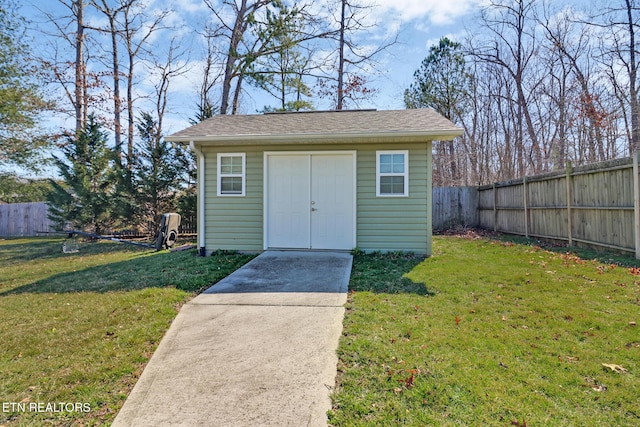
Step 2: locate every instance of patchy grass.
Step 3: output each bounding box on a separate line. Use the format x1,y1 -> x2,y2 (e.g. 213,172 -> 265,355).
0,238 -> 252,426
330,235 -> 640,426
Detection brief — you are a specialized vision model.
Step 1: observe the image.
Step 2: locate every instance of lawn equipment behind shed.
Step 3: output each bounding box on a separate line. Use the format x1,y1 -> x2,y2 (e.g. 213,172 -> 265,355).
155,213 -> 181,250
64,212 -> 182,252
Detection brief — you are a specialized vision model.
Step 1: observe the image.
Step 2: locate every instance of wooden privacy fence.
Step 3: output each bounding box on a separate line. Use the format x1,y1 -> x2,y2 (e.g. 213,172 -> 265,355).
477,155 -> 640,257
432,186 -> 478,230
0,202 -> 196,238
0,202 -> 54,237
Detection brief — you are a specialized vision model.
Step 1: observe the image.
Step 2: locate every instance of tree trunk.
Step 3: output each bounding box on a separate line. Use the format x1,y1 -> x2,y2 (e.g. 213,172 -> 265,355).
104,7 -> 122,166
74,0 -> 85,134
336,0 -> 346,110
626,0 -> 640,153
220,0 -> 248,115
127,50 -> 134,167
231,73 -> 244,115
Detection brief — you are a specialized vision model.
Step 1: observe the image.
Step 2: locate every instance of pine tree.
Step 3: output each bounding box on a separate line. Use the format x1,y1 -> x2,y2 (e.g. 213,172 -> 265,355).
47,115 -> 117,234
132,112 -> 181,234
404,37 -> 471,120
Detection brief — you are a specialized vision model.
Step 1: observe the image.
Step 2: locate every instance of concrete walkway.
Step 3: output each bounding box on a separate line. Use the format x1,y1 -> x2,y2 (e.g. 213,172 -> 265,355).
112,251 -> 352,427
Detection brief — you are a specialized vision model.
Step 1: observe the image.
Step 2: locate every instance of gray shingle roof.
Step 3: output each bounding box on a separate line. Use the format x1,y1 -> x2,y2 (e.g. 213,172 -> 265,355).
165,109 -> 463,144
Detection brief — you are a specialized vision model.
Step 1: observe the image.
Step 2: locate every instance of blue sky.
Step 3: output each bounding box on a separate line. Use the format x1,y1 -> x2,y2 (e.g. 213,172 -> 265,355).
21,0 -> 485,137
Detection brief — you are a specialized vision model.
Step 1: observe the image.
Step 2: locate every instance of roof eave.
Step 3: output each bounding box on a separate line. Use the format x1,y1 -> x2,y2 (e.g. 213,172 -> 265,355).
165,129 -> 464,145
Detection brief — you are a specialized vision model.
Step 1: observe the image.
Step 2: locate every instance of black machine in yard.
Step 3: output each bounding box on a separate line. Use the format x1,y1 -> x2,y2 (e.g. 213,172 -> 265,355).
64,213 -> 182,253
154,213 -> 181,250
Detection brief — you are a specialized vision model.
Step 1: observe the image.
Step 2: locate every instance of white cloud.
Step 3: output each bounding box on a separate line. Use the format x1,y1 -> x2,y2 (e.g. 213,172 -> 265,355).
169,0 -> 210,15
374,0 -> 483,25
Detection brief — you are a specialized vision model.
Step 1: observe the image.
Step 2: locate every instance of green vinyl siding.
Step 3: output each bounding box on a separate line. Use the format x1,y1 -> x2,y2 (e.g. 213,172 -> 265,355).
204,146 -> 264,252
357,143 -> 431,254
199,141 -> 432,255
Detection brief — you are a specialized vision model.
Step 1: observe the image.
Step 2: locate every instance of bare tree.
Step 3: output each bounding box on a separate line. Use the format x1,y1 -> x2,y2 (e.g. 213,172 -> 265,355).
89,0 -> 128,164
74,0 -> 86,133
203,0 -> 274,115
322,0 -> 397,110
539,4 -> 612,165
587,0 -> 640,154
193,33 -> 222,123
121,2 -> 169,165
37,0 -> 91,133
471,0 -> 543,175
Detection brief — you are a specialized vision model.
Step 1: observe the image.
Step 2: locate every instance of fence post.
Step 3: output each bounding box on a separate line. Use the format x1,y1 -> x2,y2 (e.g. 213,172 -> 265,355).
523,175 -> 529,238
565,161 -> 573,247
493,183 -> 498,232
634,151 -> 640,259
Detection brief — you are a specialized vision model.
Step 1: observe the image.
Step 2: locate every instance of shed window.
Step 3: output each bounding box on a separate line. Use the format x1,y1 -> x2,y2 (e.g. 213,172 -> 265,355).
218,153 -> 245,196
376,150 -> 408,197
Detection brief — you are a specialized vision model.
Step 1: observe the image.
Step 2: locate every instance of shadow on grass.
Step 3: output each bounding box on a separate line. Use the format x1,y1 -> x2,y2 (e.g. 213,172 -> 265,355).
348,252 -> 435,296
1,246 -> 255,295
0,237 -> 157,266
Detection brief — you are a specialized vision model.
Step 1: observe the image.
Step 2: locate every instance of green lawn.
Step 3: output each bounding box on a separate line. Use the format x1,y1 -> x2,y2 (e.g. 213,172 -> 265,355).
0,238 -> 253,426
3,235 -> 640,426
330,235 -> 640,426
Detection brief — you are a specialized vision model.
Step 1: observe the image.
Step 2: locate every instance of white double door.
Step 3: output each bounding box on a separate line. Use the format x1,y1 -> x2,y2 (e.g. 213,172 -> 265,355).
267,153 -> 355,250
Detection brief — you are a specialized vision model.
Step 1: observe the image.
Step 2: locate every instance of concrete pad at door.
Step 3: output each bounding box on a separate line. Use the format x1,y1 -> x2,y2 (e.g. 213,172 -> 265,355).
112,250 -> 352,427
194,251 -> 351,307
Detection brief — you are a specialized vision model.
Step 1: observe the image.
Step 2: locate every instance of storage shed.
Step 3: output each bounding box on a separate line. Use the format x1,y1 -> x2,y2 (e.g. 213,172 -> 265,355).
165,109 -> 463,256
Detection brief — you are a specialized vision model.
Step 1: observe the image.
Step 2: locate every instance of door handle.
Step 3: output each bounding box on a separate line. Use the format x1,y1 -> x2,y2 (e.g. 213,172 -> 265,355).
311,208 -> 317,212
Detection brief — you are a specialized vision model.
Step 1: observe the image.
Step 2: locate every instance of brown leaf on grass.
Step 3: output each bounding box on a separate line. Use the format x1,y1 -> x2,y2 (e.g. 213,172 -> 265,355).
596,265 -> 612,274
629,267 -> 640,276
511,419 -> 527,427
560,252 -> 585,265
602,363 -> 628,373
403,373 -> 415,388
455,316 -> 461,325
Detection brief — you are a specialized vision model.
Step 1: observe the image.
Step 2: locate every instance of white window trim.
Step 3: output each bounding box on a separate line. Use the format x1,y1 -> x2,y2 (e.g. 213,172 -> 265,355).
376,150 -> 409,197
217,152 -> 246,197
